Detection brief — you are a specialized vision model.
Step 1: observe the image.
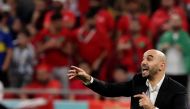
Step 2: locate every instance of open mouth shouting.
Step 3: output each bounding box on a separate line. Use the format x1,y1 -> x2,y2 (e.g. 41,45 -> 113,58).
141,66 -> 149,77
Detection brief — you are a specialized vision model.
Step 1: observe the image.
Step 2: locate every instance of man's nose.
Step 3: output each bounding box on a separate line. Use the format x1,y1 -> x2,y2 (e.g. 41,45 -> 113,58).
141,60 -> 147,66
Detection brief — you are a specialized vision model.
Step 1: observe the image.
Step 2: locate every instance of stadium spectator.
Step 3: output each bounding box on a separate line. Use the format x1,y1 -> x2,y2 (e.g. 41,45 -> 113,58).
9,18 -> 23,40
157,13 -> 190,87
33,11 -> 74,89
92,0 -> 115,35
0,13 -> 13,87
116,0 -> 149,37
150,0 -> 188,45
115,20 -> 152,72
78,0 -> 115,36
115,34 -> 135,72
9,30 -> 36,87
130,20 -> 152,71
43,0 -> 76,29
20,63 -> 62,109
72,10 -> 112,67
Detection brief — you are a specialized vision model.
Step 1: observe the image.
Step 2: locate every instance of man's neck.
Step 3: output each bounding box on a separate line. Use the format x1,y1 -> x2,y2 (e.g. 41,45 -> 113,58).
148,73 -> 165,88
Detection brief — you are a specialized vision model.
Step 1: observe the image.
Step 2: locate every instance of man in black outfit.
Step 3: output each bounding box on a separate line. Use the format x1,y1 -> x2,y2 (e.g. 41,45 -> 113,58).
68,49 -> 188,109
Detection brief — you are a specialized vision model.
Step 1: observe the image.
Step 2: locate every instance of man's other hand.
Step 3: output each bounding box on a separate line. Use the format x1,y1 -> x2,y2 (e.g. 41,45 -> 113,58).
134,92 -> 155,109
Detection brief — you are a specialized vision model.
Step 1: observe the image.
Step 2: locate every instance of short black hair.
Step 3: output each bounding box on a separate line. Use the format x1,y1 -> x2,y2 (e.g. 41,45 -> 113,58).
19,29 -> 30,37
85,6 -> 100,19
0,12 -> 9,22
51,12 -> 62,21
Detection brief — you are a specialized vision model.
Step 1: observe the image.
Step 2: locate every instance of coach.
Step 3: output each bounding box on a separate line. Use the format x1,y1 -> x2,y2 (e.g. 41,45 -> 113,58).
68,49 -> 188,109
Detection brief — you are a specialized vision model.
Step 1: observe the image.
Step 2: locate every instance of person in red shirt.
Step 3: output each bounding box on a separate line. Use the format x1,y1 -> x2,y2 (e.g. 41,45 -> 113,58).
20,63 -> 62,109
116,20 -> 152,73
43,0 -> 76,29
96,8 -> 115,35
130,20 -> 153,71
72,11 -> 112,67
80,0 -> 115,36
33,12 -> 71,67
149,0 -> 188,44
94,0 -> 115,35
33,12 -> 74,89
116,34 -> 135,72
117,0 -> 149,37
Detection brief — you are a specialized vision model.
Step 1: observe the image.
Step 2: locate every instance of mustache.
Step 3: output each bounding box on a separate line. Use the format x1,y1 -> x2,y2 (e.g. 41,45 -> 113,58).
141,64 -> 149,68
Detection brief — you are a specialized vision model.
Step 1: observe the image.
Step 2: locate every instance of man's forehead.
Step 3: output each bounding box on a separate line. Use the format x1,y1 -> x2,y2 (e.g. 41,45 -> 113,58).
144,50 -> 157,57
143,50 -> 166,62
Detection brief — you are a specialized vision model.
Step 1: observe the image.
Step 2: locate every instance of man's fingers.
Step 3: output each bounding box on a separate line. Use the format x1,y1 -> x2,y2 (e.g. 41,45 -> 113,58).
67,73 -> 75,76
136,92 -> 152,107
68,70 -> 77,74
68,75 -> 75,80
69,76 -> 75,80
70,66 -> 82,71
134,92 -> 147,98
67,69 -> 77,79
142,92 -> 147,96
134,94 -> 144,98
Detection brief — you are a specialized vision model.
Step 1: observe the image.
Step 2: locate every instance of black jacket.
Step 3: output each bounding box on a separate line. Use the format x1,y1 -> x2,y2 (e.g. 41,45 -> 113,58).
87,74 -> 188,109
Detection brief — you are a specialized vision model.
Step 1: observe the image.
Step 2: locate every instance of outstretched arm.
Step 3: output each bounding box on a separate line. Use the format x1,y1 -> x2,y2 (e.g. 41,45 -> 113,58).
68,66 -> 133,97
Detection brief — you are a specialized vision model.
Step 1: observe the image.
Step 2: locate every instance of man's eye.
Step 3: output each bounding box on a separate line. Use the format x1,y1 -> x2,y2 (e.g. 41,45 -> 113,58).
147,58 -> 152,61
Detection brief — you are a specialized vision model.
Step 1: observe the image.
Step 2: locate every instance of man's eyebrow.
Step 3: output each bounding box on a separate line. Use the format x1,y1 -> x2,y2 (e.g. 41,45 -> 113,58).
147,55 -> 153,58
143,54 -> 153,59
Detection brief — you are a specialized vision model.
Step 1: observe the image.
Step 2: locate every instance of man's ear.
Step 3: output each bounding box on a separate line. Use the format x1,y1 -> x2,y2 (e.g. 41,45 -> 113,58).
160,63 -> 165,70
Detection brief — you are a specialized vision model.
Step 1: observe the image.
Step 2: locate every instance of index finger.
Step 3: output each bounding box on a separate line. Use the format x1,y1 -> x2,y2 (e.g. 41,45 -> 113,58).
70,66 -> 82,71
142,92 -> 146,96
133,94 -> 145,98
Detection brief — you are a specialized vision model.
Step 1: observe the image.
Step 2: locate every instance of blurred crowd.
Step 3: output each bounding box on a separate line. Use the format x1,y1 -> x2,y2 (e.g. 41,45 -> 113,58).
0,0 -> 190,108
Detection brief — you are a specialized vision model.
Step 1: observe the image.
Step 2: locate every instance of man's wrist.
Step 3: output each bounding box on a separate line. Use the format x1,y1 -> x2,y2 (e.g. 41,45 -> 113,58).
83,76 -> 94,85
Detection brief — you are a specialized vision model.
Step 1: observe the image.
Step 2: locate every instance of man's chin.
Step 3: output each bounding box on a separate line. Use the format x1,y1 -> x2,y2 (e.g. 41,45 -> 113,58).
142,72 -> 149,77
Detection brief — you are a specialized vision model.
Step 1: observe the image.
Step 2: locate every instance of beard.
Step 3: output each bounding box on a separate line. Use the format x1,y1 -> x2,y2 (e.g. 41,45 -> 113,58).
141,66 -> 159,78
149,67 -> 159,77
